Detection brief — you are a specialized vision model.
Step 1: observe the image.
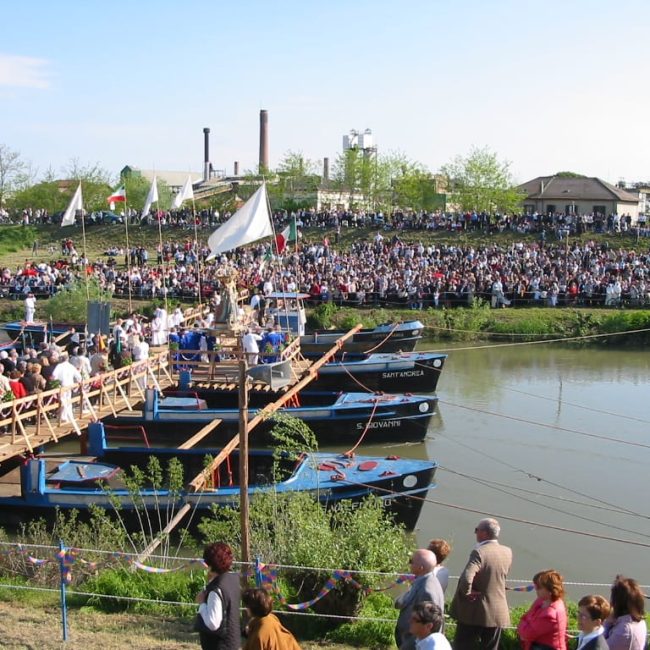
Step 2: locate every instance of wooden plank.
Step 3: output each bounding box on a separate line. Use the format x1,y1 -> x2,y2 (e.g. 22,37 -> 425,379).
135,503 -> 192,563
188,324 -> 363,492
188,435 -> 241,492
177,419 -> 223,450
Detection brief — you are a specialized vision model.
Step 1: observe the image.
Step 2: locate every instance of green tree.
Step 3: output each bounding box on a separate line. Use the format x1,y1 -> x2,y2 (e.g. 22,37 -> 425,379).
0,144 -> 28,209
266,151 -> 320,210
441,146 -> 524,214
120,172 -> 174,213
64,159 -> 115,212
10,180 -> 63,214
331,147 -> 377,208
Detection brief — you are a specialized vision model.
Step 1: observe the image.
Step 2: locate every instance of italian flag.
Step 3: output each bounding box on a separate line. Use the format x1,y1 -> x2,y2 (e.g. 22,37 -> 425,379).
275,217 -> 298,254
107,185 -> 127,203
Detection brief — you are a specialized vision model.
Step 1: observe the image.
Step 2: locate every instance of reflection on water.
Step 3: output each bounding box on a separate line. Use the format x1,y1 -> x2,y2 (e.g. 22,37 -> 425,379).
22,339 -> 650,601
411,341 -> 650,602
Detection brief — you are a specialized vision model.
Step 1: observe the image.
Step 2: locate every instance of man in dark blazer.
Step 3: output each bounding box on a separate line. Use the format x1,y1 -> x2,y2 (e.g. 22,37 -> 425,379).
395,549 -> 445,650
449,518 -> 512,650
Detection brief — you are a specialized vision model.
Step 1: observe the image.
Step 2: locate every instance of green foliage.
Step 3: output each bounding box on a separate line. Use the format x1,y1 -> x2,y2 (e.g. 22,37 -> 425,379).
441,146 -> 525,214
598,310 -> 650,345
326,592 -> 396,647
554,171 -> 587,179
43,277 -> 112,322
122,172 -> 174,212
306,302 -> 339,329
268,412 -> 319,481
0,224 -> 37,256
78,567 -> 203,615
0,143 -> 29,209
198,491 -> 409,635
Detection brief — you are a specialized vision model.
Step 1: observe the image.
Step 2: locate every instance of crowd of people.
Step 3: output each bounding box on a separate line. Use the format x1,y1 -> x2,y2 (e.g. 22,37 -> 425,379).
194,520 -> 647,650
3,229 -> 650,310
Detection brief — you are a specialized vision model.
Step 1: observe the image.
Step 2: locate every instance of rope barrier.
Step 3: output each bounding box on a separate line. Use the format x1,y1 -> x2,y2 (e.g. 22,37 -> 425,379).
439,398 -> 650,450
418,325 -> 650,354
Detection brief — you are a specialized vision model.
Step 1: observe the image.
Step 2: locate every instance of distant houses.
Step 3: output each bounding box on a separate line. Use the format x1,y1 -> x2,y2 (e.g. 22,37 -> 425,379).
517,175 -> 641,219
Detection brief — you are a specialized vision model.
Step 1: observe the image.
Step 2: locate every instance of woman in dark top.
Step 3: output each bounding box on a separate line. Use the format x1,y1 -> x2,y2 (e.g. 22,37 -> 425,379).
195,542 -> 240,650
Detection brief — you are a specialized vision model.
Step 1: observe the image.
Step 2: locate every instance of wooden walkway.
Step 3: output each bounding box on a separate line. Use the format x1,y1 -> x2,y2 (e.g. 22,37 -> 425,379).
0,351 -> 174,465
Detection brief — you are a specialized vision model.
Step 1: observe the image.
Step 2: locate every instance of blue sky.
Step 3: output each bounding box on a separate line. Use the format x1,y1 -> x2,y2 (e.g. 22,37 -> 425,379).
2,0 -> 648,184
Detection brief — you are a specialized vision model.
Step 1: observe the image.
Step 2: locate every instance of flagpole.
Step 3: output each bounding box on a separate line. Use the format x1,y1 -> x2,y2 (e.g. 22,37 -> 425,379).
123,193 -> 133,313
79,184 -> 90,301
191,194 -> 203,310
157,207 -> 168,316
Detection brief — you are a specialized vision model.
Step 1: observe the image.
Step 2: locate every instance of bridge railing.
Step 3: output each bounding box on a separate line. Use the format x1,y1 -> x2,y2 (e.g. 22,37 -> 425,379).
0,351 -> 172,458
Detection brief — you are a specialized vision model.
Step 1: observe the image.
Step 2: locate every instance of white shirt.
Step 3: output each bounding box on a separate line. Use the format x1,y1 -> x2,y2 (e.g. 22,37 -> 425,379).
576,626 -> 605,649
52,361 -> 81,387
415,632 -> 452,650
197,589 -> 223,632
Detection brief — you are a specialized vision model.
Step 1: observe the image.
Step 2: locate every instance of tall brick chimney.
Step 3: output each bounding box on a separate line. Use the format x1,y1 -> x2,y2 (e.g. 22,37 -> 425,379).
203,127 -> 210,182
259,110 -> 269,173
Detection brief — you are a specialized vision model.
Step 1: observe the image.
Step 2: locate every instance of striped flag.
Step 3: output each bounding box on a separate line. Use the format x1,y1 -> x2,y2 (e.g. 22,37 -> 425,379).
276,216 -> 297,254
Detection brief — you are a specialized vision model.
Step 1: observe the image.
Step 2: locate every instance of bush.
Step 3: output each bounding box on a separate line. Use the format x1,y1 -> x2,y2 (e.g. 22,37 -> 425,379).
306,302 -> 338,330
197,492 -> 411,638
78,568 -> 203,615
44,278 -> 112,322
327,592 -> 396,647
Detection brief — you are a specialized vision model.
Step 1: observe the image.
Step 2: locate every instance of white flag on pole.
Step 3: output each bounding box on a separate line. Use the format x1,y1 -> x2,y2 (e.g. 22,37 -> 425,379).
142,175 -> 159,216
172,175 -> 194,209
61,183 -> 83,227
207,184 -> 273,258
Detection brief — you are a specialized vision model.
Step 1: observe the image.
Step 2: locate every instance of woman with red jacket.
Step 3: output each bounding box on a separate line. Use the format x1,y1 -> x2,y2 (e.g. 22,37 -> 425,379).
517,569 -> 568,650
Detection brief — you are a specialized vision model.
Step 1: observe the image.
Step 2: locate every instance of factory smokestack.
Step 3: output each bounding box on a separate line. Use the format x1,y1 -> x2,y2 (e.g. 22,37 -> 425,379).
323,157 -> 330,184
259,110 -> 269,173
203,127 -> 210,182
234,161 -> 240,176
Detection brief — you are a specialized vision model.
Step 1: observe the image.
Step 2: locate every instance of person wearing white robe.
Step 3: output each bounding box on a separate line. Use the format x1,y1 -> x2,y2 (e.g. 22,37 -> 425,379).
24,293 -> 36,323
52,353 -> 82,422
132,335 -> 150,389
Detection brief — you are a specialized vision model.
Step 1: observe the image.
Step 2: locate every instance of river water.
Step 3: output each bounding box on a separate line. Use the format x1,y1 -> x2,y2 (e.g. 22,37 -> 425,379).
5,330 -> 648,601
349,341 -> 650,602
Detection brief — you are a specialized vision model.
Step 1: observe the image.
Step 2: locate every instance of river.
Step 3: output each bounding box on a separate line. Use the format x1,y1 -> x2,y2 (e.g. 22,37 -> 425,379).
350,341 -> 650,602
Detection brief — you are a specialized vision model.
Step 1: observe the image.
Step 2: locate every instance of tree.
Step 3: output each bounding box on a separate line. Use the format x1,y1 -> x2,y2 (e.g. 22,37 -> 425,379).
64,159 -> 115,212
266,150 -> 320,209
441,146 -> 524,214
0,144 -> 28,209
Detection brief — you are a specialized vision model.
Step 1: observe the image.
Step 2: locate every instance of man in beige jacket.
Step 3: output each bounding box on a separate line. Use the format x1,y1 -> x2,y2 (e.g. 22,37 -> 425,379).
449,518 -> 512,650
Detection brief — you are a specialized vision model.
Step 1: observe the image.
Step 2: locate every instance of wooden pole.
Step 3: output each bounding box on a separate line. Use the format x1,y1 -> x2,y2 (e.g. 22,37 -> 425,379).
123,194 -> 133,313
238,358 -> 250,566
188,324 -> 362,491
192,196 -> 203,309
80,190 -> 90,301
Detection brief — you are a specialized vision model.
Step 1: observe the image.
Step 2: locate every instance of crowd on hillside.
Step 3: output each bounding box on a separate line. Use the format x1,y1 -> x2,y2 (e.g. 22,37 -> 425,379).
3,232 -> 650,309
10,204 -> 650,238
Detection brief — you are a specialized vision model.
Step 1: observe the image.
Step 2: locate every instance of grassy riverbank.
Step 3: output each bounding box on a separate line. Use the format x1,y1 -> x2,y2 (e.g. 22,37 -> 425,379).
2,223 -> 649,345
318,304 -> 650,345
0,598 -> 360,649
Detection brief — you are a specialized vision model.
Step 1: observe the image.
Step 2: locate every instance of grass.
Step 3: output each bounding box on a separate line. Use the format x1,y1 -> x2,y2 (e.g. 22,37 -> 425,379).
0,598 -> 357,650
2,223 -> 648,344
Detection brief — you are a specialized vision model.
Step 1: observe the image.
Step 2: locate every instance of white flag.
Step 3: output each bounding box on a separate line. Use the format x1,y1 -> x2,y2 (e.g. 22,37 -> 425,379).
207,184 -> 273,257
142,175 -> 159,216
172,175 -> 194,209
61,183 -> 83,227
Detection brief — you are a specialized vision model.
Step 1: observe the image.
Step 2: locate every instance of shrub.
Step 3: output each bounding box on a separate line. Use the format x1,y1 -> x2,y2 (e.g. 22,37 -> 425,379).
78,567 -> 203,615
197,492 -> 410,637
306,302 -> 338,329
43,277 -> 112,322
